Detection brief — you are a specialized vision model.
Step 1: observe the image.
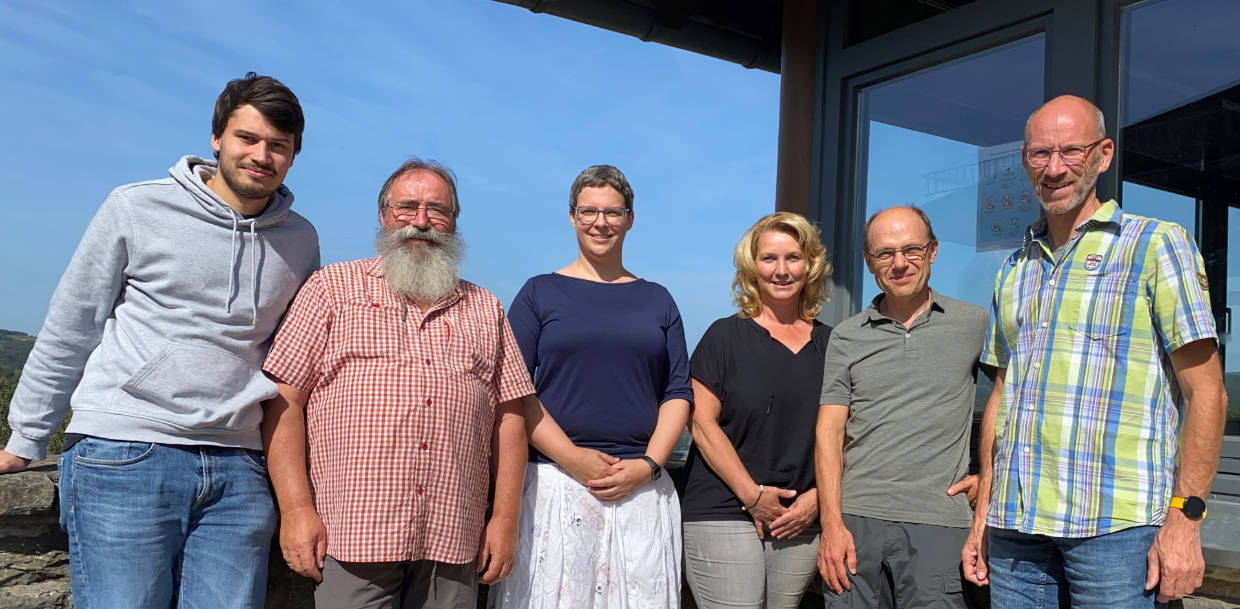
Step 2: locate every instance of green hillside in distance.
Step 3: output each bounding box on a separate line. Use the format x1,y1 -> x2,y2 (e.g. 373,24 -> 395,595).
0,329 -> 35,383
0,330 -> 36,450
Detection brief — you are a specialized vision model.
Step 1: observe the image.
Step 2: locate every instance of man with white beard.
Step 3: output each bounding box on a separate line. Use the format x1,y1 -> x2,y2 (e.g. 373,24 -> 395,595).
260,159 -> 535,609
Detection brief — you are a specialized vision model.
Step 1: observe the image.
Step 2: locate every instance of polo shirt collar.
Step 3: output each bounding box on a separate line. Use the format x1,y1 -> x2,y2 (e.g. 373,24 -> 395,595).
863,289 -> 946,325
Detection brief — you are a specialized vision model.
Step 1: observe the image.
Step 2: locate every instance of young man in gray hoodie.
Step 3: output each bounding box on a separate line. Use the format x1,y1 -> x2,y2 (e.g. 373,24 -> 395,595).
0,72 -> 320,609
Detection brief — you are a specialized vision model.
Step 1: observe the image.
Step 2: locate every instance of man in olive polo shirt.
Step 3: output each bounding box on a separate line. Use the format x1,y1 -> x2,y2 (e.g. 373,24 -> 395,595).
816,205 -> 987,609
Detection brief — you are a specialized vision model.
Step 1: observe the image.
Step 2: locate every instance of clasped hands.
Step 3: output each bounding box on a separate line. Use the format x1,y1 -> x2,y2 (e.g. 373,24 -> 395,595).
746,484 -> 818,541
563,447 -> 652,502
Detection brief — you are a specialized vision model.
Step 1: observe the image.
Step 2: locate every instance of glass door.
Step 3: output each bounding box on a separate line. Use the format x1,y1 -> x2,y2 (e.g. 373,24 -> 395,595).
1119,0 -> 1240,438
854,34 -> 1046,413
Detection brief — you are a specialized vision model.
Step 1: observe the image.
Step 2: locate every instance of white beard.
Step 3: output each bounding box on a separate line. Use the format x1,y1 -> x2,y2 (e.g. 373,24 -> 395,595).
375,225 -> 465,304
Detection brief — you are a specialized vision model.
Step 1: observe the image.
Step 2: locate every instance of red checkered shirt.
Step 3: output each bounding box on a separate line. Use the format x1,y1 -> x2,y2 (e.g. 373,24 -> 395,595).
263,257 -> 535,563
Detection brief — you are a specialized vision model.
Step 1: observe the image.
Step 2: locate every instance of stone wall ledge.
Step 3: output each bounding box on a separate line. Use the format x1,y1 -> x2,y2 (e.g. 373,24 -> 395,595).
0,459 -> 1236,608
0,458 -> 314,609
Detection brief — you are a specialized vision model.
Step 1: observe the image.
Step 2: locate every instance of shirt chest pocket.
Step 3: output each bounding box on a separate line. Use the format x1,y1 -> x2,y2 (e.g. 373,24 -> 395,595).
1064,266 -> 1141,340
446,324 -> 497,383
338,304 -> 408,360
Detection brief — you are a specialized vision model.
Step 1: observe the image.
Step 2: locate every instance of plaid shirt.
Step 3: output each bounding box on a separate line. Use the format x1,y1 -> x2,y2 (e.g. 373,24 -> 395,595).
981,200 -> 1215,537
264,257 -> 535,563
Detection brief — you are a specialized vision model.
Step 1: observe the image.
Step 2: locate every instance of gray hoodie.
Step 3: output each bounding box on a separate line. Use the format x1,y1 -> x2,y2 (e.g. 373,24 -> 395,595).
6,156 -> 320,459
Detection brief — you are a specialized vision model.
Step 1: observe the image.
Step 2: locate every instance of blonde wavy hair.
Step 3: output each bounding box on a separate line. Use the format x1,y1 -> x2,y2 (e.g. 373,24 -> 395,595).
732,212 -> 832,321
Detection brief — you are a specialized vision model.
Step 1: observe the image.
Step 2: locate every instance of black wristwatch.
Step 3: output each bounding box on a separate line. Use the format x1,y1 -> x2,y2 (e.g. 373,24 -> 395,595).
640,456 -> 662,481
1170,496 -> 1207,519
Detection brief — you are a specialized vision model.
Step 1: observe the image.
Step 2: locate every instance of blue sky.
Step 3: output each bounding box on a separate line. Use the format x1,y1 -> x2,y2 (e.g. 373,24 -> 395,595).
0,1 -> 779,348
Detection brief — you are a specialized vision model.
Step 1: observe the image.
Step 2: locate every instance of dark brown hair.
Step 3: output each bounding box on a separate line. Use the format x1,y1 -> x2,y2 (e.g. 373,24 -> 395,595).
212,72 -> 305,156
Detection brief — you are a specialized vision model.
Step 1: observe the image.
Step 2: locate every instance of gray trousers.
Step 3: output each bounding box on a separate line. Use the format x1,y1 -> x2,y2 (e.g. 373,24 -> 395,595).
683,520 -> 820,609
314,556 -> 477,609
823,514 -> 968,609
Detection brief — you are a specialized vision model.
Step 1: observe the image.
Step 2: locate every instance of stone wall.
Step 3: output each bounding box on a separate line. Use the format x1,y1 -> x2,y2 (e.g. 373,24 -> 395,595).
0,460 -> 69,609
1,459 -> 1236,609
0,458 -> 315,609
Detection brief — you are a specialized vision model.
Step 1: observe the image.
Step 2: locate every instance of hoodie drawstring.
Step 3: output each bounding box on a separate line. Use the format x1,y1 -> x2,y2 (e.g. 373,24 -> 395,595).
226,215 -> 239,314
224,215 -> 261,326
250,222 -> 259,325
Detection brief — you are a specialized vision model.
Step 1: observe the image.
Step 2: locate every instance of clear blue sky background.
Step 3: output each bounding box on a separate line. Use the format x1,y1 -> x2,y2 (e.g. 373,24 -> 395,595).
0,1 -> 779,349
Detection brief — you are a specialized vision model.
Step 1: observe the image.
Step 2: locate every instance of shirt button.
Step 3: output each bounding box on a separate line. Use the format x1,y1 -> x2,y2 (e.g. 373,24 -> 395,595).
905,333 -> 911,338
420,442 -> 429,450
416,487 -> 424,495
1032,362 -> 1040,369
1040,321 -> 1048,328
1024,447 -> 1031,453
424,359 -> 430,365
425,398 -> 432,406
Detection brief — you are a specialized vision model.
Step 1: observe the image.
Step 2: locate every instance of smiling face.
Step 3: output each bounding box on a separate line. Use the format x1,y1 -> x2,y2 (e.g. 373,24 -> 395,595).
209,104 -> 296,212
570,185 -> 631,262
864,207 -> 937,304
754,229 -> 806,309
380,169 -> 457,240
1022,96 -> 1114,218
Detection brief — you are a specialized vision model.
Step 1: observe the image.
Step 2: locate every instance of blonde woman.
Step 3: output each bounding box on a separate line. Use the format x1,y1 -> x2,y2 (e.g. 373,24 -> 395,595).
682,212 -> 832,609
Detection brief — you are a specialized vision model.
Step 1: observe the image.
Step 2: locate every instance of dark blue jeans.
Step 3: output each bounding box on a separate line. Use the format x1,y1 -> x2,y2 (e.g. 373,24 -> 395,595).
59,437 -> 277,609
988,525 -> 1165,609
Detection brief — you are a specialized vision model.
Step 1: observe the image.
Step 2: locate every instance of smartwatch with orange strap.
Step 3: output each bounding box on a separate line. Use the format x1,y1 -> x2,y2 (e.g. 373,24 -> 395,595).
1169,496 -> 1207,519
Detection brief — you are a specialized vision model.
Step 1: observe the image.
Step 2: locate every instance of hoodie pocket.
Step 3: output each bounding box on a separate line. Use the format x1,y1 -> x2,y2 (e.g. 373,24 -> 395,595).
120,342 -> 274,431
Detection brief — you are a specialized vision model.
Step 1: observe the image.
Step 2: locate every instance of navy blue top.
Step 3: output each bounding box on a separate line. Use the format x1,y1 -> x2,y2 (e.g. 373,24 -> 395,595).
507,273 -> 693,461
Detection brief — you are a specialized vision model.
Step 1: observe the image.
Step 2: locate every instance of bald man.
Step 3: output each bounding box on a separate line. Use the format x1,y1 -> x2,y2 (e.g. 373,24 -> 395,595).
962,95 -> 1227,606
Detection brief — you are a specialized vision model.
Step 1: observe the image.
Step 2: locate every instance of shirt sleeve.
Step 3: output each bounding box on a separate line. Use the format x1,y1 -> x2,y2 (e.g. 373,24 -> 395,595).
492,303 -> 536,404
818,328 -> 853,407
5,192 -> 131,460
689,319 -> 726,399
661,295 -> 693,405
505,278 -> 540,379
263,271 -> 334,393
980,260 -> 1012,368
1147,223 -> 1217,353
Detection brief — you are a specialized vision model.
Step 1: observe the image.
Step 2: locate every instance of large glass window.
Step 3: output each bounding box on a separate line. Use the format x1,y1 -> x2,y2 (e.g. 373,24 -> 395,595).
856,35 -> 1045,411
1231,205 -> 1240,433
1120,0 -> 1240,436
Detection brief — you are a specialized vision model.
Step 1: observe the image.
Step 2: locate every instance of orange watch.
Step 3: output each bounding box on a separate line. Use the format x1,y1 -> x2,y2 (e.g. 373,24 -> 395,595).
1169,496 -> 1207,519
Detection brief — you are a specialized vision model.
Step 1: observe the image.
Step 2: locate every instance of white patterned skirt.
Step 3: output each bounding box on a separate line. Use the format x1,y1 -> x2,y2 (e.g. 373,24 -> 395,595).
489,461 -> 682,609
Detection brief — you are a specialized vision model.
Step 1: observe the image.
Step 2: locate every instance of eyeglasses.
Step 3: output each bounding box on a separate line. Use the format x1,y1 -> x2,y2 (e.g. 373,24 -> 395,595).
866,242 -> 933,265
573,205 -> 630,226
1025,138 -> 1106,168
384,202 -> 454,224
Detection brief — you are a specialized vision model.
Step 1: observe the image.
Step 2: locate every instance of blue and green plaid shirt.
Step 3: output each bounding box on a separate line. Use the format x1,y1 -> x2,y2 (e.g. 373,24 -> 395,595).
981,200 -> 1216,537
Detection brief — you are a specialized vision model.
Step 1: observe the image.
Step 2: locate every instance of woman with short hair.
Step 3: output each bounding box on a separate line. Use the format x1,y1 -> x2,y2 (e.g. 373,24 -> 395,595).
682,211 -> 833,609
491,165 -> 692,609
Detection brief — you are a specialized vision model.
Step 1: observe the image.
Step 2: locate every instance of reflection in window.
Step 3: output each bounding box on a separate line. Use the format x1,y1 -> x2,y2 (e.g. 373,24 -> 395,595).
856,34 -> 1044,412
1229,208 -> 1240,436
1121,0 -> 1240,436
858,36 -> 1044,311
1120,183 -> 1195,234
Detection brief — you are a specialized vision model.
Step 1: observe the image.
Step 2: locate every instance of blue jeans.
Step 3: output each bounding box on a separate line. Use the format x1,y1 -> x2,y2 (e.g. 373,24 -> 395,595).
59,437 -> 277,609
987,525 -> 1164,609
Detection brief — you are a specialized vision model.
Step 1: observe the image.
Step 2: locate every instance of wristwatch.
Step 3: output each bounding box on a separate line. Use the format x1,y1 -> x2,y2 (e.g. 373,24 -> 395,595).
640,456 -> 662,481
1170,496 -> 1207,519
